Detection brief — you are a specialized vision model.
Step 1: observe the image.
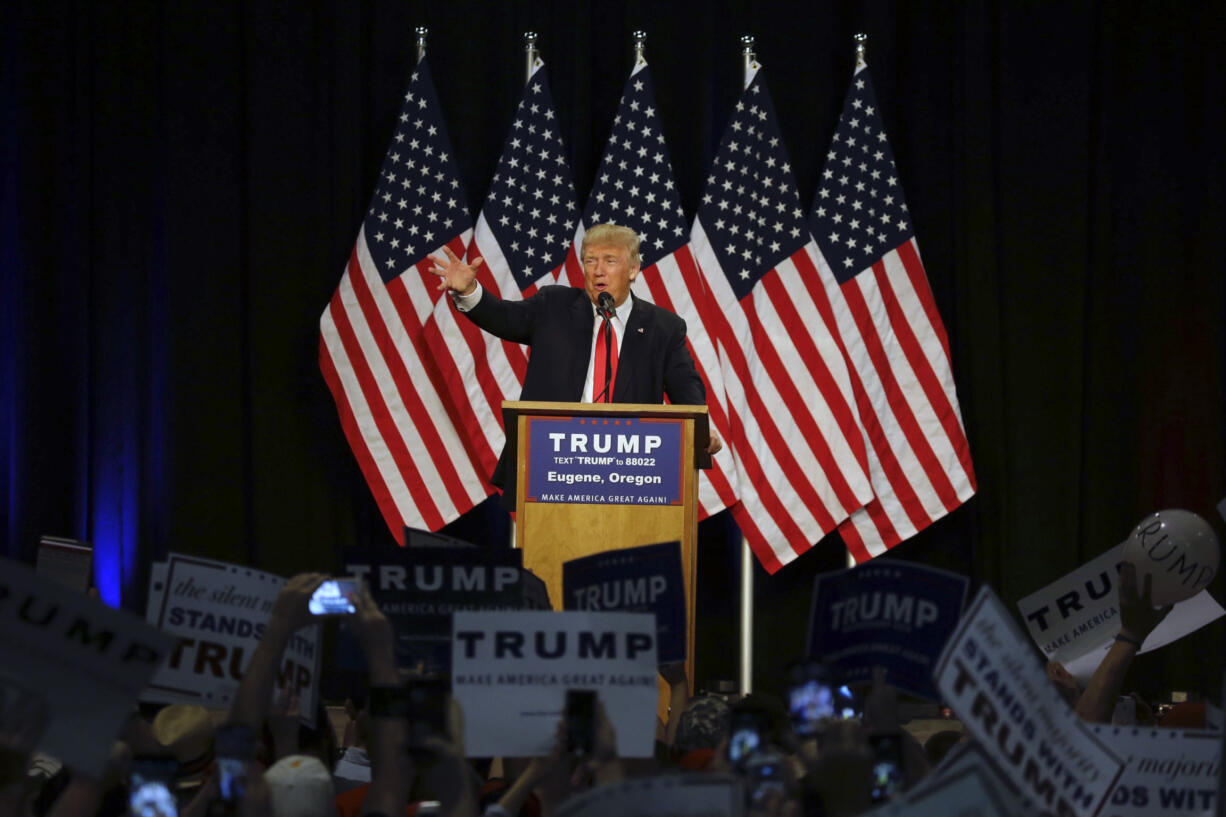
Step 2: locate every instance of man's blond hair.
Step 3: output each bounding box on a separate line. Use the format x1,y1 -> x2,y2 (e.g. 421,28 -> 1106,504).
580,224 -> 641,269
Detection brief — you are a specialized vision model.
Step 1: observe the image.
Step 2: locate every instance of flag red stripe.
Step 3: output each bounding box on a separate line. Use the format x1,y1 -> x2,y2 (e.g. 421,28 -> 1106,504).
730,502 -> 784,574
704,295 -> 836,547
722,397 -> 813,560
871,262 -> 962,510
756,271 -> 866,512
637,269 -> 738,511
836,517 -> 873,564
740,288 -> 848,526
896,240 -> 953,368
895,242 -> 977,489
787,250 -> 871,474
318,334 -> 413,541
349,256 -> 475,516
326,280 -> 446,530
838,277 -> 941,530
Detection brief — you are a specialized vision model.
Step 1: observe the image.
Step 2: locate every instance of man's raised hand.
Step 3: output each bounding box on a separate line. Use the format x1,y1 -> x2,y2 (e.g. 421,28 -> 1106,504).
428,245 -> 482,295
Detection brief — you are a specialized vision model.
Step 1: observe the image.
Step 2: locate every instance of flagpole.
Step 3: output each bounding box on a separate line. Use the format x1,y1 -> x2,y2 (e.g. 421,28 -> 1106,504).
633,29 -> 647,66
415,26 -> 427,63
738,33 -> 756,697
508,31 -> 541,553
845,32 -> 868,573
523,31 -> 539,84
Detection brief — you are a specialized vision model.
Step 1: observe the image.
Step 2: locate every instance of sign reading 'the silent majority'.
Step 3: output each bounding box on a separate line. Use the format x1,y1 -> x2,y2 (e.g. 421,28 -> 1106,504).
934,586 -> 1126,817
143,553 -> 321,718
524,416 -> 683,506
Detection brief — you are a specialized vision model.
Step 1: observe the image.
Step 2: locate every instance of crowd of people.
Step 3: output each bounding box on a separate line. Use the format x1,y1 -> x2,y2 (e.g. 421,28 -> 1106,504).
0,564 -> 1213,817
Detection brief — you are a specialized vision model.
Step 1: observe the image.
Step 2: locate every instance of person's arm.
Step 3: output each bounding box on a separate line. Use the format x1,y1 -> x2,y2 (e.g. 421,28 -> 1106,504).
661,318 -> 705,406
659,317 -> 722,454
659,662 -> 690,747
227,573 -> 325,731
587,702 -> 622,786
350,584 -> 414,817
1075,562 -> 1172,723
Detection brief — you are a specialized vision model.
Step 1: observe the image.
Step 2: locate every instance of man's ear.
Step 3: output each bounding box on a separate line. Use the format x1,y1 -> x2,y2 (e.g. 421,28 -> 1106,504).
628,265 -> 641,282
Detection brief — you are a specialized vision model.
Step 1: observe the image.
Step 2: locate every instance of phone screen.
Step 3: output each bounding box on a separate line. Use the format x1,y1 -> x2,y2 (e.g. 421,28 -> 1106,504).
727,711 -> 765,766
214,724 -> 253,803
789,660 -> 858,736
308,578 -> 358,615
565,690 -> 596,756
129,756 -> 179,817
868,734 -> 905,802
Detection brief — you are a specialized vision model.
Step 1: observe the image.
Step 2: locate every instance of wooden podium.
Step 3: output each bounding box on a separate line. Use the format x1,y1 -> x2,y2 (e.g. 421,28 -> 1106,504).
503,401 -> 710,677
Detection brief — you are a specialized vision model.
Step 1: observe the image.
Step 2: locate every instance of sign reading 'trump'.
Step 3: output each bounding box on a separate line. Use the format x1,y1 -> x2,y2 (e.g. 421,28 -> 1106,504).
524,416 -> 683,506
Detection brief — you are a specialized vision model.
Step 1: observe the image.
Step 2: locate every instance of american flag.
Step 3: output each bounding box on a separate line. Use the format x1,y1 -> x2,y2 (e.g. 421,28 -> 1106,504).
691,64 -> 875,573
319,58 -> 491,538
431,59 -> 580,480
567,61 -> 740,517
809,63 -> 976,561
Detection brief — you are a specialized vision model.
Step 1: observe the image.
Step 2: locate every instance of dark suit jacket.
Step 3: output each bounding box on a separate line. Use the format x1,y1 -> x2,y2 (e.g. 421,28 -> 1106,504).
462,285 -> 705,503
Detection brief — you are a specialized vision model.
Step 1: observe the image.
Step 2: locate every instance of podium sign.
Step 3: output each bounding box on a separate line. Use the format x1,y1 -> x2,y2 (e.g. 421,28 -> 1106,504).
524,415 -> 684,506
505,401 -> 707,687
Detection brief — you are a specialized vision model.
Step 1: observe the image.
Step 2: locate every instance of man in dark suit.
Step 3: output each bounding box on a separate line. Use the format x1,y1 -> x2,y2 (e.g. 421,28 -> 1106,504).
429,223 -> 720,502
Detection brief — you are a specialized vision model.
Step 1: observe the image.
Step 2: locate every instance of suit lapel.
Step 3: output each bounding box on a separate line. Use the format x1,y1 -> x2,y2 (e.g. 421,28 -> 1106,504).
613,295 -> 651,402
567,293 -> 595,400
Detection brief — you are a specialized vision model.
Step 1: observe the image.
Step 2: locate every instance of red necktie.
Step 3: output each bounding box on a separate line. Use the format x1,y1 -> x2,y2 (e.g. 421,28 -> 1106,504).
594,317 -> 618,402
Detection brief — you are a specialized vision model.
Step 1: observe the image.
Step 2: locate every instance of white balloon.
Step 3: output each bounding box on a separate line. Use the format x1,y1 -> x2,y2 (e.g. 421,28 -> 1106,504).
1121,509 -> 1220,606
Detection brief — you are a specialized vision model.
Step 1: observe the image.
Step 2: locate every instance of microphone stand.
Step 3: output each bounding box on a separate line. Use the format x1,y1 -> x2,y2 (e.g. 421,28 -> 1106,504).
595,292 -> 615,403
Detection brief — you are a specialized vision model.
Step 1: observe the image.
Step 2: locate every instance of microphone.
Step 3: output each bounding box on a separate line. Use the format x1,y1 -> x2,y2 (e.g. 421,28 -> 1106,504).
595,292 -> 615,402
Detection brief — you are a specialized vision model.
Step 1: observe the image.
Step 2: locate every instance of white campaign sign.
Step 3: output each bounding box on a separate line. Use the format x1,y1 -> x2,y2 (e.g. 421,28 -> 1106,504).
452,610 -> 658,758
1017,544 -> 1224,678
554,774 -> 742,817
1089,724 -> 1220,816
934,587 -> 1126,816
901,740 -> 1037,817
0,558 -> 175,777
142,554 -> 321,716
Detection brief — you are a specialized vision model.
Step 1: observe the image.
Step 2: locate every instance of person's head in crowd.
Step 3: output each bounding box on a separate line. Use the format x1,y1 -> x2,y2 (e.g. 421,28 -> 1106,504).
265,754 -> 335,817
150,704 -> 214,791
674,694 -> 732,770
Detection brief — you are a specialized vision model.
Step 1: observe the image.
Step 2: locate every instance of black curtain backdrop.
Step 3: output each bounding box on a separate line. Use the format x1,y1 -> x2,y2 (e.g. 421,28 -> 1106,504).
4,1 -> 1224,698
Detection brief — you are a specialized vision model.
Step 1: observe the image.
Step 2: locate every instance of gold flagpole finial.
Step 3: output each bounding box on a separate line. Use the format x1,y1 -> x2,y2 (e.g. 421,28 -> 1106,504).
415,27 -> 428,63
854,32 -> 867,68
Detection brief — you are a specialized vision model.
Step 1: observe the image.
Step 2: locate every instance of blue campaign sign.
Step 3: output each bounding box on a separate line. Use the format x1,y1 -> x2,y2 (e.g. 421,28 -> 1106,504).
562,541 -> 686,664
524,415 -> 683,506
807,560 -> 968,700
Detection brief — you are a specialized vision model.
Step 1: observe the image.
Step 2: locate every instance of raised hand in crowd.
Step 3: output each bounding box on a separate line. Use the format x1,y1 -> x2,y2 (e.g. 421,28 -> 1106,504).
488,722 -> 569,817
228,573 -> 327,732
1074,561 -> 1173,723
